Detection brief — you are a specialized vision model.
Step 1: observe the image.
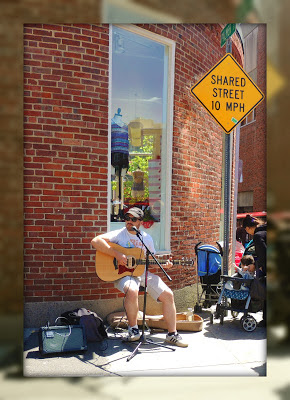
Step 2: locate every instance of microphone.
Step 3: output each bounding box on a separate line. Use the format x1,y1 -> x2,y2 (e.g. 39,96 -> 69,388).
132,226 -> 141,235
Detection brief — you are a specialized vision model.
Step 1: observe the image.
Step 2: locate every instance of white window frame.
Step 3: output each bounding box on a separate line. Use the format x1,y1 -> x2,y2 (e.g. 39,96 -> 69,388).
107,24 -> 176,253
241,27 -> 258,128
241,108 -> 256,127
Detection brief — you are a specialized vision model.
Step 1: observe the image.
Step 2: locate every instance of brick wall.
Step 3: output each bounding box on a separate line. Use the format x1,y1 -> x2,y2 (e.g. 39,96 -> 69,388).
23,24 -> 115,302
24,24 -> 243,302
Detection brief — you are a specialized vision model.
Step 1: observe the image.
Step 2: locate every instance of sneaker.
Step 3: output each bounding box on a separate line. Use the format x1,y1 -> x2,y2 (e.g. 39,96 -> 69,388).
165,332 -> 188,348
127,326 -> 141,342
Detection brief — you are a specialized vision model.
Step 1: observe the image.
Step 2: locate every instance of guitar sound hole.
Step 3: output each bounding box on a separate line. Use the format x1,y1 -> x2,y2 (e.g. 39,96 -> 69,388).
113,258 -> 118,270
126,257 -> 136,269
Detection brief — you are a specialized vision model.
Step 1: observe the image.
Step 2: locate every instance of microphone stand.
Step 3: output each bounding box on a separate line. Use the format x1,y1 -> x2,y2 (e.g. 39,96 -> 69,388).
126,228 -> 175,362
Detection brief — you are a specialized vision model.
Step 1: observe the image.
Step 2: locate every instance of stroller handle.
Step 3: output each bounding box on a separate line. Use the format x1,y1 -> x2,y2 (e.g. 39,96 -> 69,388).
194,241 -> 223,257
216,241 -> 223,257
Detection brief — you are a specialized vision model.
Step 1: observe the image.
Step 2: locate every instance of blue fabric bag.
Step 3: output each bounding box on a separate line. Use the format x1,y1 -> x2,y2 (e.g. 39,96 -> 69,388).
197,244 -> 222,276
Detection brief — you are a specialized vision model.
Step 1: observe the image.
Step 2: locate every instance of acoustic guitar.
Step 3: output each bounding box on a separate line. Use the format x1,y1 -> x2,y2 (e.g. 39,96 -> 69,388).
95,242 -> 193,282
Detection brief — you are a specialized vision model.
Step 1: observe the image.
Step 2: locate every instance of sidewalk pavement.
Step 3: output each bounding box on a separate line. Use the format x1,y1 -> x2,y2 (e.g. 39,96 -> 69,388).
23,310 -> 266,377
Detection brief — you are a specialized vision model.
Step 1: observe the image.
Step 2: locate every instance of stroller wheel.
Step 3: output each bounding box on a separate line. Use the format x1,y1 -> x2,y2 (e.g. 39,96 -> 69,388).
231,311 -> 239,318
241,315 -> 257,332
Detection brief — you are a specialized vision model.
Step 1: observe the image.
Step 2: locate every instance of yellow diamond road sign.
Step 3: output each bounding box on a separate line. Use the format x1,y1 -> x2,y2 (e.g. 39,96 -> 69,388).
190,53 -> 265,133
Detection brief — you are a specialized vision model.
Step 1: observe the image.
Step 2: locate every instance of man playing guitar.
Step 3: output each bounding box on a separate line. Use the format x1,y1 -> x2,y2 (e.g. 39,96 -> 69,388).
91,207 -> 188,347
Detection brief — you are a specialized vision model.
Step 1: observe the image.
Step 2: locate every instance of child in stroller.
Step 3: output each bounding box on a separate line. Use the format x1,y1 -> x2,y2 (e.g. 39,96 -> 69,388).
225,255 -> 255,291
211,255 -> 263,331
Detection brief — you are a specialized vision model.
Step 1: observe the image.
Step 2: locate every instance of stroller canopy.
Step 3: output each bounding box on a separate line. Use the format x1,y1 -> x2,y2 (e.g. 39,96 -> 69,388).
196,244 -> 222,276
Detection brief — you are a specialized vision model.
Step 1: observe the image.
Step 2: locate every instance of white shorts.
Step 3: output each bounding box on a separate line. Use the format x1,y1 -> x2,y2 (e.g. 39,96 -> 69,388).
114,272 -> 170,301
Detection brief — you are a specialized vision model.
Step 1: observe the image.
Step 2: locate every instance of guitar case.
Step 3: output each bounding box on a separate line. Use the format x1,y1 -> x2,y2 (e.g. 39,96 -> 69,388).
107,311 -> 203,332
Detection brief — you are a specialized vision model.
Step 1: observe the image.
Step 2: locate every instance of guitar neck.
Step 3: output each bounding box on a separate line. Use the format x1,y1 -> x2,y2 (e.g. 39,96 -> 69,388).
136,259 -> 182,266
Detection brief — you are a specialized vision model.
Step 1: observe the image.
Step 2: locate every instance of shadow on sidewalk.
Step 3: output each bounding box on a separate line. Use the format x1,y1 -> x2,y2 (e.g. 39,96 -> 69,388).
23,328 -> 175,368
201,310 -> 266,341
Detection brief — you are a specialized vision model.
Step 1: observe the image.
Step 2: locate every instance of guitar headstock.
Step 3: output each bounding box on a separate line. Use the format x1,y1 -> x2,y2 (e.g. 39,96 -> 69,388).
179,257 -> 194,267
169,257 -> 194,268
154,254 -> 194,268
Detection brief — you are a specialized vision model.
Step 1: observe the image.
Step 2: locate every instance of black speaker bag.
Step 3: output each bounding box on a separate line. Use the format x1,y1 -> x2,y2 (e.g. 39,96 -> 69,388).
38,324 -> 87,356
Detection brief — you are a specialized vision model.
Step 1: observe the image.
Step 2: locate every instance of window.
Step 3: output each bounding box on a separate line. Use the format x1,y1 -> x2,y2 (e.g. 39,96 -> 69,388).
241,108 -> 255,126
109,25 -> 175,252
241,28 -> 258,128
237,191 -> 253,213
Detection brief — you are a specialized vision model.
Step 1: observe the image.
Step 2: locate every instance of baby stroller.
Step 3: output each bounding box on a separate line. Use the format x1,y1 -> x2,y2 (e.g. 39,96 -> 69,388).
194,242 -> 223,312
210,274 -> 264,331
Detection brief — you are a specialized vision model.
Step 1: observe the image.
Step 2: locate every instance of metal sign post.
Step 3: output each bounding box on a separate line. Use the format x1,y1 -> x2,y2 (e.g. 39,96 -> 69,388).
222,132 -> 231,275
222,38 -> 233,275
